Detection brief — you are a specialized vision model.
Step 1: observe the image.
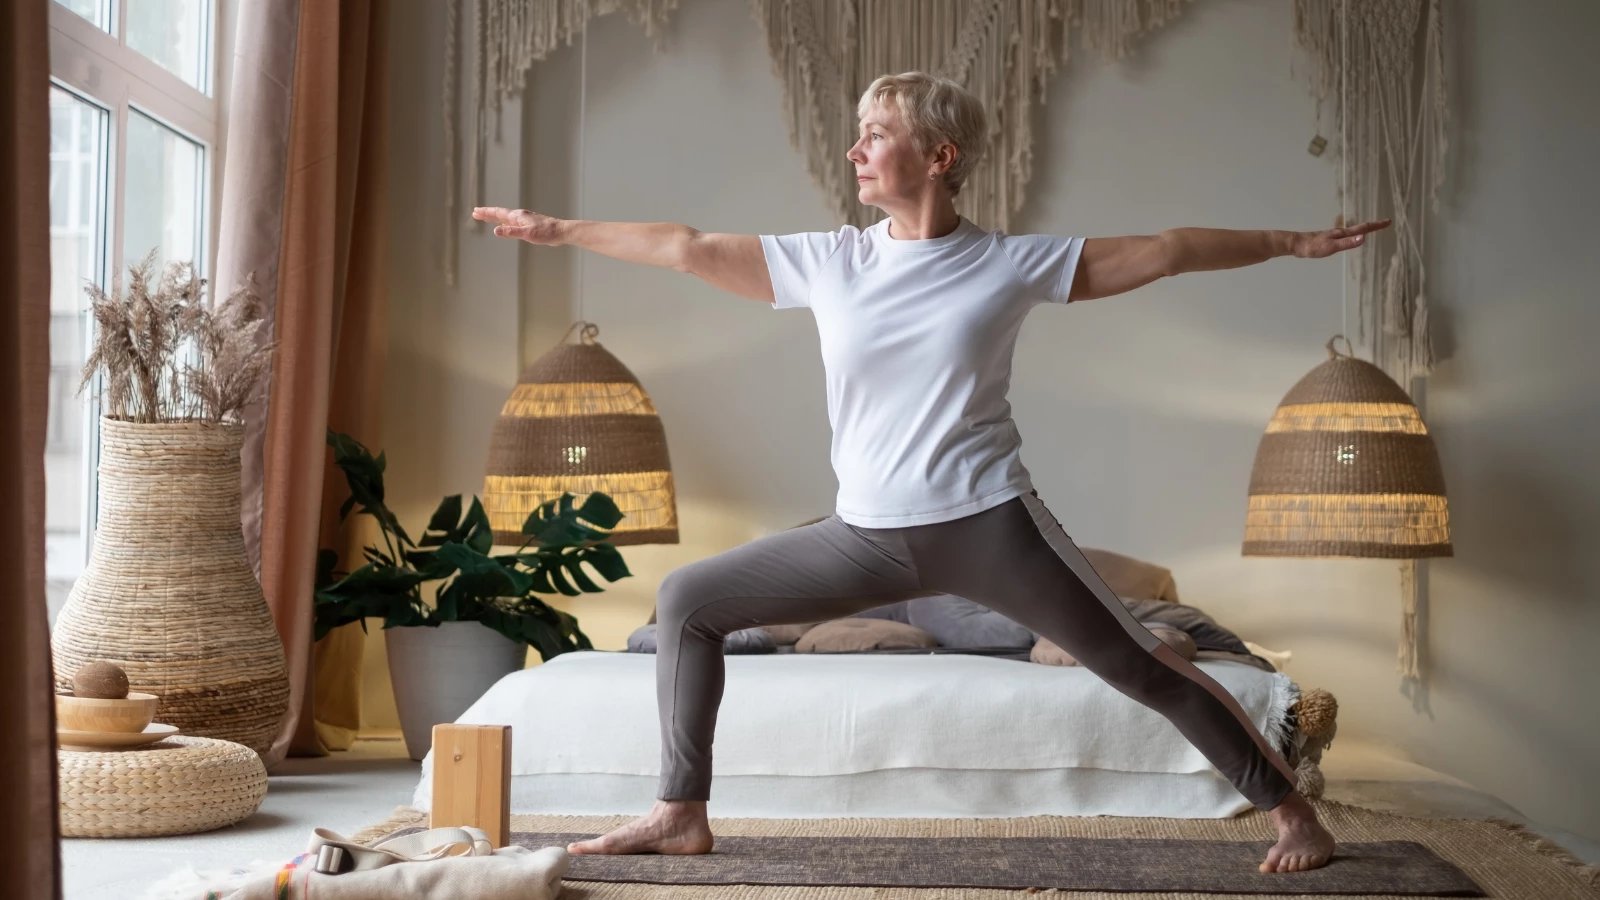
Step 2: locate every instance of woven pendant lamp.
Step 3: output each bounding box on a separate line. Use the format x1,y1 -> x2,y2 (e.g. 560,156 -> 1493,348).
1244,336 -> 1452,558
1244,336 -> 1451,678
483,321 -> 679,546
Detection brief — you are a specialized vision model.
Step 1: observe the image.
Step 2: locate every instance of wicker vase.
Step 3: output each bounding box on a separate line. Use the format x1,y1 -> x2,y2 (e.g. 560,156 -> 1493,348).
51,418 -> 290,756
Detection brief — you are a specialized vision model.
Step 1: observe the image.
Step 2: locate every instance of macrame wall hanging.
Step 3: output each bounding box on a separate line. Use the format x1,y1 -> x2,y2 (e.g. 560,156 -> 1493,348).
441,0 -> 1195,282
1293,0 -> 1449,682
442,0 -> 680,283
1293,0 -> 1447,388
748,0 -> 1194,231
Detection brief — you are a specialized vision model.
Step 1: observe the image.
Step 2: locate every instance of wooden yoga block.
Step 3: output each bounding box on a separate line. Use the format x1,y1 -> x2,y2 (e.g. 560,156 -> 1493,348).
430,724 -> 512,847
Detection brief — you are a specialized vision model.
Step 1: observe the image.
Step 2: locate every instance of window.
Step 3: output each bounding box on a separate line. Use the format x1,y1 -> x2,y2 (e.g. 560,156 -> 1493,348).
45,0 -> 230,620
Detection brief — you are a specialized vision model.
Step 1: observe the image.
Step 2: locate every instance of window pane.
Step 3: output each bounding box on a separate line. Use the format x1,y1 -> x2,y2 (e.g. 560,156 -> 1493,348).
46,86 -> 109,620
54,0 -> 111,33
127,0 -> 210,92
124,109 -> 204,270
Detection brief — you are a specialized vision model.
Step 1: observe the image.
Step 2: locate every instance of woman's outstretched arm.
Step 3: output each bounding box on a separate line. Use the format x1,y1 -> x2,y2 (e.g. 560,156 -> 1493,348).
473,207 -> 774,303
1066,218 -> 1391,303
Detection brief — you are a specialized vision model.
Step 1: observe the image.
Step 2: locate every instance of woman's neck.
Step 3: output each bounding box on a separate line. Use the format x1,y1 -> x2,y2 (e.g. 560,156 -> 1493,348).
883,198 -> 961,241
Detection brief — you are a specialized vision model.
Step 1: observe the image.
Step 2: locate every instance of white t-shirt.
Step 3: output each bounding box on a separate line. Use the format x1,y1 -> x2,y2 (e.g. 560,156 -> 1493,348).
761,216 -> 1084,528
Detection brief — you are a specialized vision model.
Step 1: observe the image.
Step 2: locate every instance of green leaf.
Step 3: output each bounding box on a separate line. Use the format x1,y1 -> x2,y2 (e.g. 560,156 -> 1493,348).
577,492 -> 625,530
547,564 -> 579,597
436,579 -> 462,621
553,608 -> 580,638
562,555 -> 602,593
464,496 -> 495,555
404,547 -> 456,581
383,605 -> 429,629
381,508 -> 416,548
527,566 -> 555,594
327,430 -> 415,548
522,617 -> 563,662
427,495 -> 464,536
435,542 -> 533,610
325,562 -> 425,597
581,543 -> 632,582
478,609 -> 528,647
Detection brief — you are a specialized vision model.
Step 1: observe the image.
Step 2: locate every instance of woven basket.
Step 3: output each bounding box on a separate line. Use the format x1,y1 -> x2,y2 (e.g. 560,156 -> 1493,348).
58,735 -> 268,838
1243,339 -> 1452,558
484,322 -> 679,546
51,418 -> 290,756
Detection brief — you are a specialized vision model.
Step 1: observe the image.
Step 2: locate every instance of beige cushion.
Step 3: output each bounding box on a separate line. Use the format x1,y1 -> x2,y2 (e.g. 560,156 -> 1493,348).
1080,547 -> 1180,602
796,618 -> 938,653
763,622 -> 821,645
1030,636 -> 1079,666
1151,625 -> 1198,659
1030,625 -> 1196,667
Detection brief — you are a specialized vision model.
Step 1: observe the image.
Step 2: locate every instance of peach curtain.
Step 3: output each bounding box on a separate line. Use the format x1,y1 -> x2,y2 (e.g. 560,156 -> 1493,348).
1,0 -> 63,892
217,0 -> 389,764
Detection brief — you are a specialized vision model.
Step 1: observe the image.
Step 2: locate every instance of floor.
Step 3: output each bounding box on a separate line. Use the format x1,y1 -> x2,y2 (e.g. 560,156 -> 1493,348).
63,736 -> 1600,900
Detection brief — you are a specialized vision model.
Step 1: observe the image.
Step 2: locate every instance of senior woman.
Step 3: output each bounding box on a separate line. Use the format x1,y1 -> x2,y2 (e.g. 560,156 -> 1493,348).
475,71 -> 1385,874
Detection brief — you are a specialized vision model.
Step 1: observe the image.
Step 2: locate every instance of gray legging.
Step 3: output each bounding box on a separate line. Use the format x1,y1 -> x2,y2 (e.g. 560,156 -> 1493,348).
652,490 -> 1299,810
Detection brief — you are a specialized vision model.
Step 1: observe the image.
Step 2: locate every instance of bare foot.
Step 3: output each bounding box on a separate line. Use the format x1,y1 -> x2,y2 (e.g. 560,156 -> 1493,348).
566,799 -> 714,855
1260,790 -> 1336,873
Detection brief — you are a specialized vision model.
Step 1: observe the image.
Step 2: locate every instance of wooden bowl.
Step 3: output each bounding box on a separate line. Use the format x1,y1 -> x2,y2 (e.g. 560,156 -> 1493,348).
58,723 -> 179,751
56,692 -> 158,734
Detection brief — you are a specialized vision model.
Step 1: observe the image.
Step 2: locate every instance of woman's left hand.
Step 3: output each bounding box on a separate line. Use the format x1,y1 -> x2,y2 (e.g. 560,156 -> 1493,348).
1293,218 -> 1391,258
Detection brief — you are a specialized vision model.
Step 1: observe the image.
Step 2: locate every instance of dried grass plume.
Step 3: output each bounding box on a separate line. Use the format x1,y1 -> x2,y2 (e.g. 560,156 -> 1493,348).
79,251 -> 277,424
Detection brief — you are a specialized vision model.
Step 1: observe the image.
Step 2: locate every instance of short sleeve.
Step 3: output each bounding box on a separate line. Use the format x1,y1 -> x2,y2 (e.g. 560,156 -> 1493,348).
998,233 -> 1086,304
760,229 -> 849,309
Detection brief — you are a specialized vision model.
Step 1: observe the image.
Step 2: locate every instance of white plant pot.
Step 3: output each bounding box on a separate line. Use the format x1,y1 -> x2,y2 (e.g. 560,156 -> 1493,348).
385,621 -> 527,760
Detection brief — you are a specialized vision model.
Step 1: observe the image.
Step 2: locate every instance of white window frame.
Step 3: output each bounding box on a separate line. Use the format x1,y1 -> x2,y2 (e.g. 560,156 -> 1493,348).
47,0 -> 237,565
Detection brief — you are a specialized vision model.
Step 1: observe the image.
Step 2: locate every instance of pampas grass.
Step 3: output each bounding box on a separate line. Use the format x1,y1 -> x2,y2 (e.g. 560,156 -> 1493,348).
79,251 -> 277,424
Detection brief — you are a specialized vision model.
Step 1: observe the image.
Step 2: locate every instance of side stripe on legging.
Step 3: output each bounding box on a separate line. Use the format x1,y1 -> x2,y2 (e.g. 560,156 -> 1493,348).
1016,491 -> 1299,788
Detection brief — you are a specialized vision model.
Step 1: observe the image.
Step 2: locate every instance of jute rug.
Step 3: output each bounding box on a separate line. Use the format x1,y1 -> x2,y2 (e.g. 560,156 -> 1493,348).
354,800 -> 1600,900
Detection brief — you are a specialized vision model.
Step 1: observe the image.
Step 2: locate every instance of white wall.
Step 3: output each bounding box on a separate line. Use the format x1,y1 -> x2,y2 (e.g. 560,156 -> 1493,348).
385,0 -> 1600,839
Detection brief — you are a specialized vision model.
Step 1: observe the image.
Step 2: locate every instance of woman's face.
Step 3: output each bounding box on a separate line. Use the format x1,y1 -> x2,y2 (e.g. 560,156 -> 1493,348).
847,103 -> 938,208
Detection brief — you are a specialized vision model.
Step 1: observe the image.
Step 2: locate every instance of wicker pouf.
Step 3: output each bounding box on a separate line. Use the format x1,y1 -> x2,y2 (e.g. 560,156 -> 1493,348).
58,735 -> 268,838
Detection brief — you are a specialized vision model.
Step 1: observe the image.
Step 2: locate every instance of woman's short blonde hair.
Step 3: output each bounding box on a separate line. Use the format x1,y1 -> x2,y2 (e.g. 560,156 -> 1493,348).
857,72 -> 987,196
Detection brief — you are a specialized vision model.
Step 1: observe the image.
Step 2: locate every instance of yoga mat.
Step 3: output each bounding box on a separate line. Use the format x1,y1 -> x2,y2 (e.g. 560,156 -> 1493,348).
392,828 -> 1483,895
358,800 -> 1600,900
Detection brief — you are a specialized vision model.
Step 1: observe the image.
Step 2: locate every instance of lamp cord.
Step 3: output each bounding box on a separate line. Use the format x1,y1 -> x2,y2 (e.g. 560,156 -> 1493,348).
576,4 -> 589,329
1339,0 -> 1349,351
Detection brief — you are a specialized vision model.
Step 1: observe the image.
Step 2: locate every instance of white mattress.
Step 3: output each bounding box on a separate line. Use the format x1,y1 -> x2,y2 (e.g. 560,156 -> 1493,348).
413,650 -> 1297,819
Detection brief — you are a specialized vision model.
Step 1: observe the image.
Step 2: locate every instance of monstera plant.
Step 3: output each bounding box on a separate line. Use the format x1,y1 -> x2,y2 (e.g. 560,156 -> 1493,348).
314,429 -> 632,758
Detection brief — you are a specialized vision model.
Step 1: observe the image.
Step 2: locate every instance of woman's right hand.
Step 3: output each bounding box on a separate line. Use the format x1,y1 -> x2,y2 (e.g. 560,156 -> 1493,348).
473,207 -> 564,245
